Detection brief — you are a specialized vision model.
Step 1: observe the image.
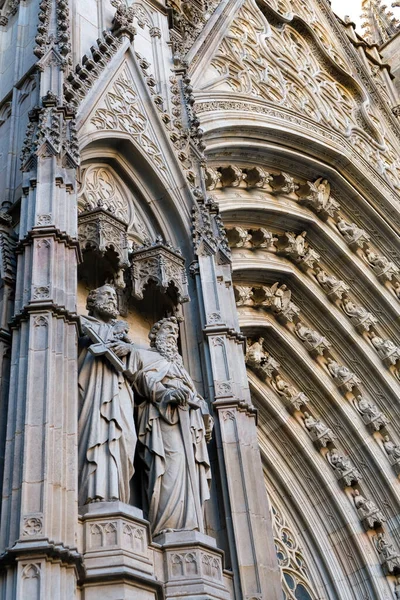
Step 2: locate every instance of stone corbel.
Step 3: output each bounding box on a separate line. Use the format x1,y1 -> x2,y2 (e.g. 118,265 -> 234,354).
78,207 -> 129,269
130,240 -> 190,304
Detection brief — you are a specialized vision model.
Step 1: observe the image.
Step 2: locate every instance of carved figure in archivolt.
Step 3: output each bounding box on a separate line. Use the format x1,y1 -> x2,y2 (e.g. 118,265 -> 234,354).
133,317 -> 213,536
78,285 -> 139,505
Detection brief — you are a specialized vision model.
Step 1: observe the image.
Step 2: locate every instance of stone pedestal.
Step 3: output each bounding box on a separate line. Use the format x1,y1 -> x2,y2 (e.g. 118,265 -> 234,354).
80,502 -> 161,600
153,531 -> 232,600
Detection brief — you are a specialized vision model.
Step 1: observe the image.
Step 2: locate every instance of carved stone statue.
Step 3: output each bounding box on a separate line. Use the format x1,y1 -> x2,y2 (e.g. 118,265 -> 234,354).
282,231 -> 320,268
327,448 -> 361,485
355,395 -> 388,431
369,330 -> 400,365
303,412 -> 336,447
336,218 -> 370,247
307,177 -> 330,211
353,489 -> 386,529
365,248 -> 399,281
315,267 -> 349,299
283,231 -> 307,258
383,435 -> 400,464
78,285 -> 139,505
341,297 -> 377,331
268,282 -> 300,322
306,177 -> 340,217
246,338 -> 280,378
295,322 -> 331,355
271,374 -> 308,410
326,358 -> 361,391
375,533 -> 400,573
133,317 -> 213,537
246,337 -> 266,367
395,576 -> 400,599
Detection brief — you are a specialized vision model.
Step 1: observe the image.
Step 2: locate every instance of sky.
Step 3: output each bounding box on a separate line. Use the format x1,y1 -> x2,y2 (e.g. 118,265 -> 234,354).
331,0 -> 400,33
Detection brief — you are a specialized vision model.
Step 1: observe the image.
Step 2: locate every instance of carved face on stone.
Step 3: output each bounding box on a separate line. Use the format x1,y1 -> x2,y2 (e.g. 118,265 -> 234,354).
156,320 -> 179,351
87,285 -> 119,320
149,317 -> 181,362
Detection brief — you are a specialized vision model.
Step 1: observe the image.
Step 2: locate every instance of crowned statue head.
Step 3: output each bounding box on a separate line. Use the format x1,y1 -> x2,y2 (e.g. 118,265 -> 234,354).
149,316 -> 182,363
87,284 -> 119,321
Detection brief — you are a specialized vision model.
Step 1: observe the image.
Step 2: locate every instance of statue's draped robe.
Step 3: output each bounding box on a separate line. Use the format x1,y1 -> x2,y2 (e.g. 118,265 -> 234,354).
78,316 -> 138,505
134,349 -> 211,536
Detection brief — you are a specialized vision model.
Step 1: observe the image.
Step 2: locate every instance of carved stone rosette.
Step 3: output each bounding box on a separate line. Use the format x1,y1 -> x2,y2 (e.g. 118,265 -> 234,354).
130,241 -> 190,303
78,208 -> 130,268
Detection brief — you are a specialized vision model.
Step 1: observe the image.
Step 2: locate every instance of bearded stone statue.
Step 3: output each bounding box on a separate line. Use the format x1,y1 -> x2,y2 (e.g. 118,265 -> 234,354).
133,317 -> 213,537
78,284 -> 139,506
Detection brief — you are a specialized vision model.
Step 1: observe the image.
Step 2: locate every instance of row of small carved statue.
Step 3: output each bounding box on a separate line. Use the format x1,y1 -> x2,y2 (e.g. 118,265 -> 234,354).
207,167 -> 400,300
231,228 -> 400,382
245,336 -> 400,580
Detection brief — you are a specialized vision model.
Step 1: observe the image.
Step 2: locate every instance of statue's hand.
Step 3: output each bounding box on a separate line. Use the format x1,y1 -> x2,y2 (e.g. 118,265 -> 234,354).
167,389 -> 188,407
108,341 -> 131,357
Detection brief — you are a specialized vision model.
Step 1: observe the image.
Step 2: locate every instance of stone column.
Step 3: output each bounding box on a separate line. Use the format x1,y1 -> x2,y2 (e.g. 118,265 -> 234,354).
0,1 -> 81,597
0,214 -> 16,513
192,194 -> 282,600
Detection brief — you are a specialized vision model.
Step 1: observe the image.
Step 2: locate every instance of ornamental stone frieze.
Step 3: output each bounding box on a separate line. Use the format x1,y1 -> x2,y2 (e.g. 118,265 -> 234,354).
130,238 -> 190,304
230,227 -> 398,372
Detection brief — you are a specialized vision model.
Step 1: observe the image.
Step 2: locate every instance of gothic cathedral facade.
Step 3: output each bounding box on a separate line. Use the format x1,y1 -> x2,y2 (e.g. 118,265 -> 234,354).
0,0 -> 400,599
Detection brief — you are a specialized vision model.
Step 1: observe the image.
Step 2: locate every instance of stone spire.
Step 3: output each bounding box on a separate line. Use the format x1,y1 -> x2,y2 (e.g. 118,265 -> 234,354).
361,0 -> 400,45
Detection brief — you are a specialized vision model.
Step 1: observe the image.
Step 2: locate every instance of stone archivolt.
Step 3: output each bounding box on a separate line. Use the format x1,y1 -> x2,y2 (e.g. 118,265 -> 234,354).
217,146 -> 400,591
230,226 -> 397,360
209,165 -> 400,301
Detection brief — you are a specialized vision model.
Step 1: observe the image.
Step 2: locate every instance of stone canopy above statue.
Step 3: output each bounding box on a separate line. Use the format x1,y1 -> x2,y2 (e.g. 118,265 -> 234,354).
130,238 -> 190,304
77,164 -> 189,307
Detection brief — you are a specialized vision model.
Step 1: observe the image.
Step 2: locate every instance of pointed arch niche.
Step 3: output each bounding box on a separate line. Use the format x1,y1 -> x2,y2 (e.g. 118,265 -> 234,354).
77,139 -> 194,348
196,127 -> 400,599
